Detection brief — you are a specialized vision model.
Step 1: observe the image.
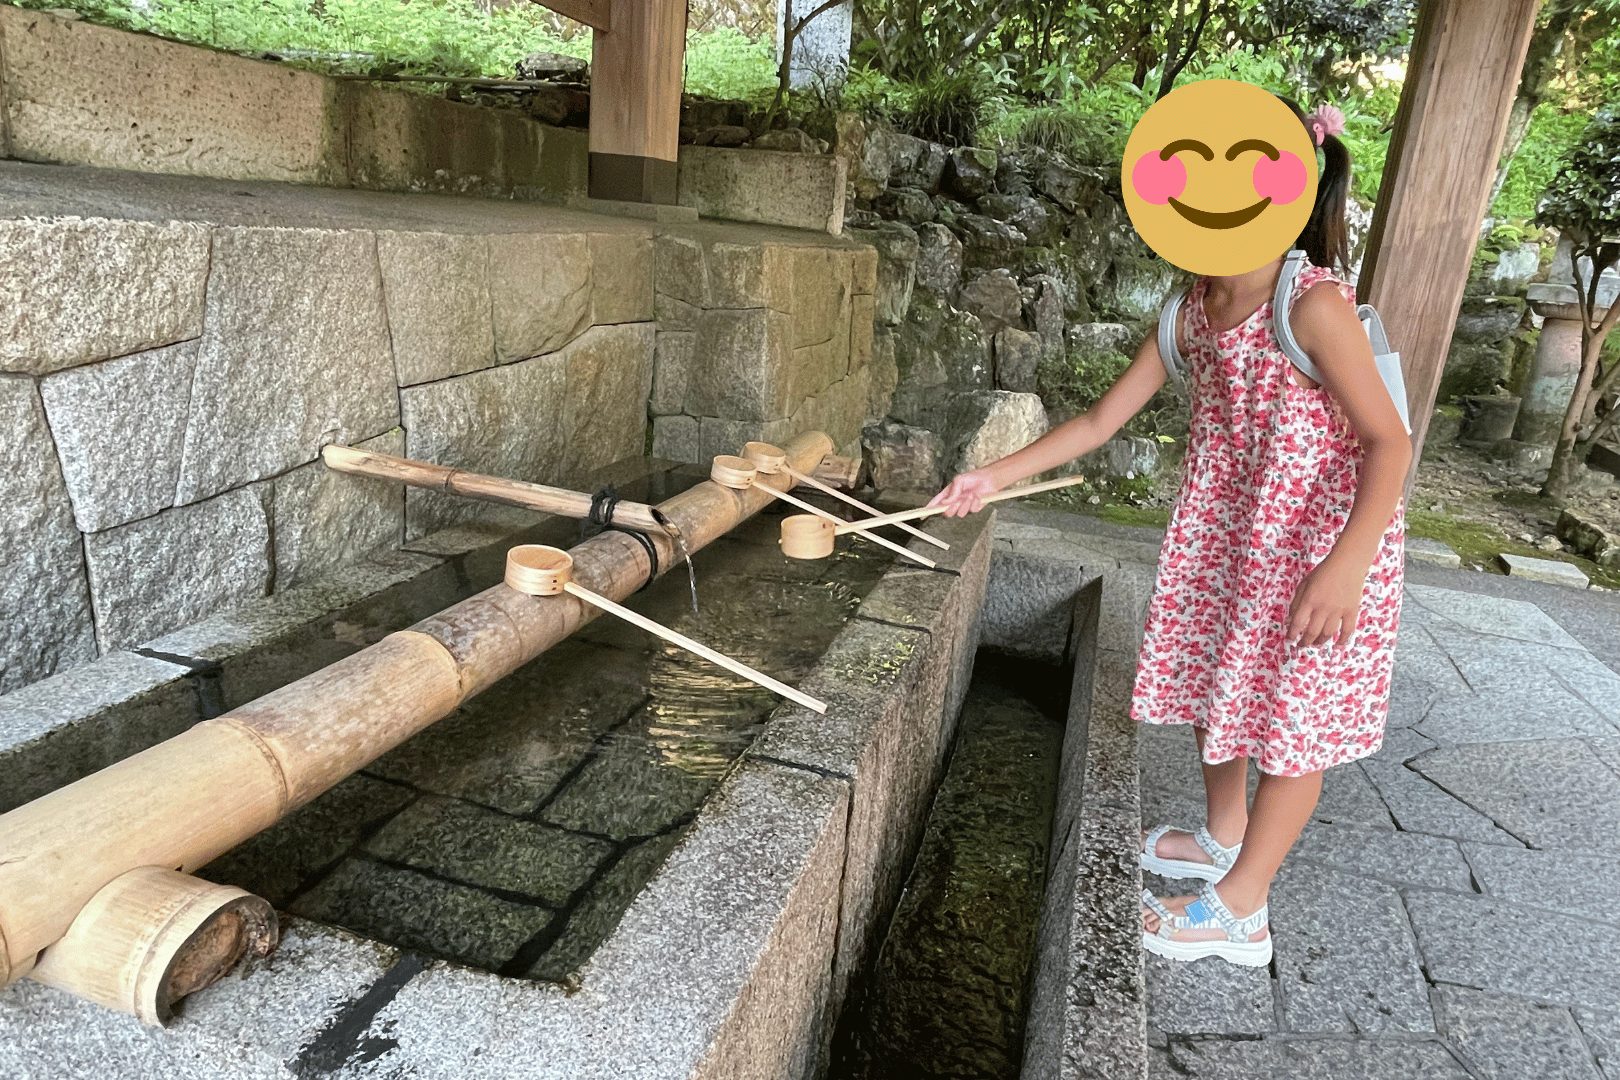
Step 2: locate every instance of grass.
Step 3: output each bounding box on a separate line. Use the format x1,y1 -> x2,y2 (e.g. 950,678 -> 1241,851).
1406,509 -> 1620,590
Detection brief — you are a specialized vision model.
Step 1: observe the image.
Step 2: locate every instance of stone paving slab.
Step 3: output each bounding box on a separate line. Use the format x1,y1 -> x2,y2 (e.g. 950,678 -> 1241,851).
1436,986 -> 1606,1080
1573,1008 -> 1620,1079
1405,583 -> 1586,650
1500,553 -> 1591,588
1462,843 -> 1620,923
1412,738 -> 1620,850
1418,683 -> 1612,745
1150,1037 -> 1473,1078
1359,756 -> 1524,846
1143,955 -> 1275,1036
1293,820 -> 1473,892
1407,890 -> 1620,1011
1270,860 -> 1434,1034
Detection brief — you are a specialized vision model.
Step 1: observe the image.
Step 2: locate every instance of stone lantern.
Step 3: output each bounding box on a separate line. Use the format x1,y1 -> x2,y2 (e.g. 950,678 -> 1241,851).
1516,237 -> 1619,449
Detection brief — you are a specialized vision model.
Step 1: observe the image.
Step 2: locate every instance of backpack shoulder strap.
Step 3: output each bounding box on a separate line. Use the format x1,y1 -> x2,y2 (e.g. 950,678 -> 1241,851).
1157,286 -> 1191,387
1271,249 -> 1323,385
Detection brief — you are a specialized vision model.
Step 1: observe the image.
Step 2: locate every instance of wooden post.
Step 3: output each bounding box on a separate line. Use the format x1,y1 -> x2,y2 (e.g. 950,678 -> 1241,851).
588,0 -> 687,203
1358,0 -> 1539,482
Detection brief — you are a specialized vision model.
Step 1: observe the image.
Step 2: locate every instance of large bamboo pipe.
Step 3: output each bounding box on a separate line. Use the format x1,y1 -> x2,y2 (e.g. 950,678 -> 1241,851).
0,431 -> 835,995
321,444 -> 667,534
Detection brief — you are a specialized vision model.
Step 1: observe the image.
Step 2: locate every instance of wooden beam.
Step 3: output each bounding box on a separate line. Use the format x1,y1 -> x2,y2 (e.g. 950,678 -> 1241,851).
588,0 -> 687,203
1358,0 -> 1539,482
532,0 -> 612,32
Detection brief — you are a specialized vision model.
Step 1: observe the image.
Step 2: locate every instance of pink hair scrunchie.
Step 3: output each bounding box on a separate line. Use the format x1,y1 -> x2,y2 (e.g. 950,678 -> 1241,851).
1306,104 -> 1346,146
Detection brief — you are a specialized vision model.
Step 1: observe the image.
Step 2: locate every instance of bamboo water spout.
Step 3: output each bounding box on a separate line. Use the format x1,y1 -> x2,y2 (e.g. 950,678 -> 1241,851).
321,444 -> 666,534
0,430 -> 836,1013
709,456 -> 938,570
741,441 -> 948,552
779,475 -> 1087,560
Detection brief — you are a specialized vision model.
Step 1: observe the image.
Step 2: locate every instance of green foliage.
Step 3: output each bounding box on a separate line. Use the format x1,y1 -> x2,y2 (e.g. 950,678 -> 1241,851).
1534,108 -> 1620,245
683,27 -> 776,101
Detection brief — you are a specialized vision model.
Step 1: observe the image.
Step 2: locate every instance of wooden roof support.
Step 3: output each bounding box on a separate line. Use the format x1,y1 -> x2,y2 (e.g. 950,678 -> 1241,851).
533,0 -> 612,32
588,0 -> 687,203
1358,0 -> 1539,485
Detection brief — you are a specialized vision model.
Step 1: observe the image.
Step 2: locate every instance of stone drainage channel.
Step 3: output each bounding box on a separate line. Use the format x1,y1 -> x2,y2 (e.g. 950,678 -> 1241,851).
0,459 -> 1126,1078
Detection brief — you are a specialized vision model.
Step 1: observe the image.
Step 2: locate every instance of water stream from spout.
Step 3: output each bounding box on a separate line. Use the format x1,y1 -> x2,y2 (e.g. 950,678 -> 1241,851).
656,512 -> 699,617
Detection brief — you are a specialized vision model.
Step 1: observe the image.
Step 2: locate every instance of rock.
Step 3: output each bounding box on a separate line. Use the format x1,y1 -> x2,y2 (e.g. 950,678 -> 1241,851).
516,50 -> 588,82
958,269 -> 1024,334
1454,295 -> 1527,345
993,328 -> 1043,393
1441,340 -> 1515,399
914,223 -> 963,297
1498,553 -> 1590,588
1026,275 -> 1066,357
270,429 -> 404,589
1,217 -> 210,376
589,231 -> 654,325
400,350 -> 567,537
956,214 -> 1025,264
892,293 -> 992,396
686,307 -> 793,421
376,231 -> 496,386
888,133 -> 947,192
1485,438 -> 1552,471
1104,255 -> 1176,320
750,127 -> 820,154
847,222 -> 918,326
1558,509 -> 1620,568
869,327 -> 899,418
84,487 -> 272,651
1459,395 -> 1521,444
693,124 -> 753,148
1535,535 -> 1563,553
976,193 -> 1059,246
650,330 -> 693,416
0,379 -> 97,692
522,84 -> 590,127
944,146 -> 997,200
852,123 -> 895,199
1428,405 -> 1464,446
950,391 -> 1048,472
1405,537 -> 1462,568
682,97 -> 751,132
875,185 -> 935,225
558,323 -> 656,482
1065,322 -> 1137,355
173,227 -> 399,505
1080,435 -> 1160,480
995,151 -> 1032,196
1488,243 -> 1542,294
488,231 -> 593,363
1031,154 -> 1102,212
864,419 -> 944,491
39,339 -> 198,532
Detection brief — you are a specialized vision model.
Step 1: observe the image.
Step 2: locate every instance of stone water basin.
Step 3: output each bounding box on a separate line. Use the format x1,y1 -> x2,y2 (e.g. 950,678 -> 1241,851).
200,467 -> 892,983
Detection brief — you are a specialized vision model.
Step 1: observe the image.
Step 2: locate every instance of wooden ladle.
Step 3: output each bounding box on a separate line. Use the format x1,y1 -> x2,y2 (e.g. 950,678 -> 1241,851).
709,456 -> 938,570
779,475 -> 1087,560
741,441 -> 949,552
505,545 -> 827,714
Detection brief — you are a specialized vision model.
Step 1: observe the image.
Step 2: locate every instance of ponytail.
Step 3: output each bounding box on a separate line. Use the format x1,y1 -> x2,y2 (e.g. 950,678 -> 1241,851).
1278,96 -> 1352,272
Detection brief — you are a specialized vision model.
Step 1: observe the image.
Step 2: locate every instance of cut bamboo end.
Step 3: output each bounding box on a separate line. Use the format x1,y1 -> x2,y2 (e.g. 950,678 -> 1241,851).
742,441 -> 788,475
29,867 -> 277,1027
780,514 -> 838,560
505,544 -> 575,596
709,455 -> 757,490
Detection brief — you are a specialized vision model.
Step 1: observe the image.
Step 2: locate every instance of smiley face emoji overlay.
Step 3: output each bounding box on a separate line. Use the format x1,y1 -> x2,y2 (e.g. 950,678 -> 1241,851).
1122,80 -> 1318,276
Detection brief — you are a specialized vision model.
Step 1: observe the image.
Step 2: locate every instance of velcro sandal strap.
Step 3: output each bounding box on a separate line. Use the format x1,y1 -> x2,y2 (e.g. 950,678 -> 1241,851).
1193,827 -> 1241,870
1187,882 -> 1268,943
1142,824 -> 1174,858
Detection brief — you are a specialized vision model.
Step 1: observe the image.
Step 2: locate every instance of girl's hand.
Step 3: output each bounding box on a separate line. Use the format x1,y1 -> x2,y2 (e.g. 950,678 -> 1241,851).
928,470 -> 1001,518
1287,555 -> 1365,649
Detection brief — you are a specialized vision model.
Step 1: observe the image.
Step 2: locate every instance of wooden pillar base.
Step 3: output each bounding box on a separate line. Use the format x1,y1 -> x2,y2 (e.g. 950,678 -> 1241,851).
588,152 -> 678,204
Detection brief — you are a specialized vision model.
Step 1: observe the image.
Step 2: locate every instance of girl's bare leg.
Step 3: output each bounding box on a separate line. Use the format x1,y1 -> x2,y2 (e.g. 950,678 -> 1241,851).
1144,768 -> 1324,939
1142,727 -> 1249,865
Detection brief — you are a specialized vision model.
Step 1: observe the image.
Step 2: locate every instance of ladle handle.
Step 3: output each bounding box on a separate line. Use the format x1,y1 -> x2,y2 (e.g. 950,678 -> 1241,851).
762,487 -> 938,570
784,467 -> 950,551
562,583 -> 829,715
834,476 -> 1086,534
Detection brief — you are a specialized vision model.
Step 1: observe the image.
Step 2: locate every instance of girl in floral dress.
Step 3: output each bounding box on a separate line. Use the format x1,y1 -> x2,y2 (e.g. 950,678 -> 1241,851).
930,102 -> 1410,967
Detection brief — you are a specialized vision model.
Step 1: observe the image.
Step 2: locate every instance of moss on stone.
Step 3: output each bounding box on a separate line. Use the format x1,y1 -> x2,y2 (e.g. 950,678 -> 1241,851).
1406,509 -> 1620,589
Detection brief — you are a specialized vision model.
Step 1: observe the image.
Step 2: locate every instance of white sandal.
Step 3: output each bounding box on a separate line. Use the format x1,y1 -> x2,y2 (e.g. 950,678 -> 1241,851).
1141,882 -> 1272,967
1139,824 -> 1240,882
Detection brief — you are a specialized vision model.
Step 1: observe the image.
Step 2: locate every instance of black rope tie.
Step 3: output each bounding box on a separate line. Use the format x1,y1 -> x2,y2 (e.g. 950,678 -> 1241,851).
580,484 -> 659,591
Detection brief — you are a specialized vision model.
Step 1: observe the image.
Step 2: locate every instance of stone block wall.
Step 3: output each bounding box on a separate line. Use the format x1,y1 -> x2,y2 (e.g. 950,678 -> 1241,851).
0,205 -> 655,693
648,223 -> 876,463
0,6 -> 587,202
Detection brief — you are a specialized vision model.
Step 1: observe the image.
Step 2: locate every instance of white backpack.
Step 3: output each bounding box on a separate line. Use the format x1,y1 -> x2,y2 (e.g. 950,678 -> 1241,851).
1155,249 -> 1412,434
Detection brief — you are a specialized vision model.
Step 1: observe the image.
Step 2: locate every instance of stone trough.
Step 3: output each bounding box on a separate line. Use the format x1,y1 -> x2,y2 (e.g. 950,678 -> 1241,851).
0,454 -> 993,1079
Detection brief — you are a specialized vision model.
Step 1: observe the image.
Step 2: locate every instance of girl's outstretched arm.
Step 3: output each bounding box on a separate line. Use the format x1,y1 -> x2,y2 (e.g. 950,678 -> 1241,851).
929,329 -> 1171,516
1286,282 -> 1414,649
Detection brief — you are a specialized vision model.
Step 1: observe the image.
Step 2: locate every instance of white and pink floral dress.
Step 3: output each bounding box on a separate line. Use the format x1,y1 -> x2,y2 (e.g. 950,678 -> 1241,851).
1129,265 -> 1405,777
